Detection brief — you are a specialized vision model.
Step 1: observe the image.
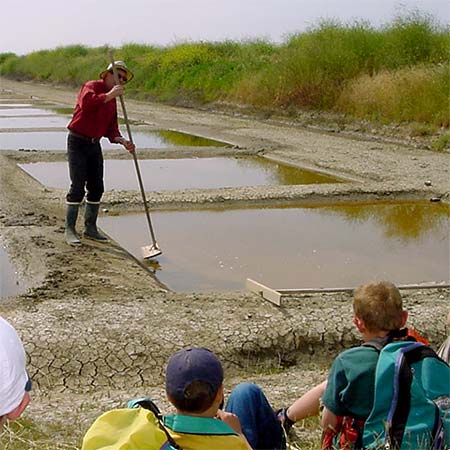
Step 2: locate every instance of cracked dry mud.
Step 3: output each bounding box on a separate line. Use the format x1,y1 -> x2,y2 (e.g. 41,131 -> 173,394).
0,78 -> 449,448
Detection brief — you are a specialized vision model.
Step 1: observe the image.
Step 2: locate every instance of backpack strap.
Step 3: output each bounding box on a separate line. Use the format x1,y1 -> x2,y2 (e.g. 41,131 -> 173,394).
385,342 -> 442,449
128,398 -> 183,450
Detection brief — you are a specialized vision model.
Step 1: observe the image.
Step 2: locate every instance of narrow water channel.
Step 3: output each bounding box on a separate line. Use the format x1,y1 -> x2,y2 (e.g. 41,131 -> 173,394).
0,107 -> 58,116
0,116 -> 70,128
0,246 -> 22,298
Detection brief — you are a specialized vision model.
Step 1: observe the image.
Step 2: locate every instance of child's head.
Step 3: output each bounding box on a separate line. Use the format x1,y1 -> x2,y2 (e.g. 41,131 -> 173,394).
165,348 -> 224,414
353,281 -> 404,333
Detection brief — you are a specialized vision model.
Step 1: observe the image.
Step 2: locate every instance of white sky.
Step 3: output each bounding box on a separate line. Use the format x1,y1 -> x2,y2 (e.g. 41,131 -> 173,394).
2,0 -> 449,55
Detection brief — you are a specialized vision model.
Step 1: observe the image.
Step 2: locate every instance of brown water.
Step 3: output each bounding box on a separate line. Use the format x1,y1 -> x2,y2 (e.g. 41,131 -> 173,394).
19,158 -> 341,190
0,246 -> 23,298
0,129 -> 230,150
98,201 -> 450,292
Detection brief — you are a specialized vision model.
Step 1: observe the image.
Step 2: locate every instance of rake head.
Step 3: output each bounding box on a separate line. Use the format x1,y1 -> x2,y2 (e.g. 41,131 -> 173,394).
142,243 -> 162,260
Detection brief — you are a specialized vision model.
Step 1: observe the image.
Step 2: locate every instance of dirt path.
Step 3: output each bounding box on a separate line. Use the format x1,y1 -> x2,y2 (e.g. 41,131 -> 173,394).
0,78 -> 449,448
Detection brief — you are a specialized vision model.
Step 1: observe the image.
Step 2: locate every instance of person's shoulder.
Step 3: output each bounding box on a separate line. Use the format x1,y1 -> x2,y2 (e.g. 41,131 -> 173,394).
83,79 -> 105,90
331,344 -> 379,368
164,414 -> 248,450
336,344 -> 379,358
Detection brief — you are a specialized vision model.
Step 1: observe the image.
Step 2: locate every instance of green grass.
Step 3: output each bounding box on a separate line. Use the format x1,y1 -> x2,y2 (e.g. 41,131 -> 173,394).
0,416 -> 319,450
0,10 -> 448,129
0,417 -> 80,449
432,133 -> 450,151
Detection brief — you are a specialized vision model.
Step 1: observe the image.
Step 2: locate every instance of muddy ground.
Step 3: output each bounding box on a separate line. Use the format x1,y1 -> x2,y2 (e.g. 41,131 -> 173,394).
0,78 -> 449,448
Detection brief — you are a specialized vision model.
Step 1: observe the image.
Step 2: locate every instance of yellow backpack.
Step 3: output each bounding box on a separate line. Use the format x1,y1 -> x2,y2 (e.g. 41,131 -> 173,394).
82,399 -> 181,450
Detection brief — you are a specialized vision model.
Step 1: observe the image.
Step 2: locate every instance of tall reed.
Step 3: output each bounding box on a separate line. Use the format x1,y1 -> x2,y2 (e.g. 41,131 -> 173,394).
338,64 -> 449,127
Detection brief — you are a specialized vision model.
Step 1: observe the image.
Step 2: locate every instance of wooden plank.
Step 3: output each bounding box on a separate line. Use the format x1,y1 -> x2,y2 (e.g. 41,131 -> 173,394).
246,278 -> 450,306
246,278 -> 282,306
278,287 -> 353,294
277,281 -> 450,295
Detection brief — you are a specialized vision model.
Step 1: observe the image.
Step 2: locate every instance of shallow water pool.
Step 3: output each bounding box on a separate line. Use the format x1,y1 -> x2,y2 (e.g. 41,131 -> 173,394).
0,108 -> 58,116
98,201 -> 450,292
19,157 -> 341,190
0,115 -> 70,129
0,129 -> 230,150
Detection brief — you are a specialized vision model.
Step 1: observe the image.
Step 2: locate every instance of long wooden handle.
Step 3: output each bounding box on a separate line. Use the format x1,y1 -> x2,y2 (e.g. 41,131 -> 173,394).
108,51 -> 158,245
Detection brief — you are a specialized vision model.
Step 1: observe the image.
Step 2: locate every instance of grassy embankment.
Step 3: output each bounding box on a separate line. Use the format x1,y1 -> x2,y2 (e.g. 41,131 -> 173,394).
1,11 -> 449,148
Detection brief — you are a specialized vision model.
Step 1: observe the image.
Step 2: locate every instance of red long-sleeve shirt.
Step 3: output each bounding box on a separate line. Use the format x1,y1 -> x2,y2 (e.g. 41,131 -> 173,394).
68,79 -> 121,142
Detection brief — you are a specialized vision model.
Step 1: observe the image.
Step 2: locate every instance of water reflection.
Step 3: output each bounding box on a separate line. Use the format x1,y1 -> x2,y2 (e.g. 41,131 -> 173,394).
0,116 -> 70,128
0,108 -> 58,116
47,107 -> 74,115
0,246 -> 22,298
0,129 -> 230,150
0,103 -> 33,107
98,201 -> 449,292
319,202 -> 449,242
19,157 -> 341,190
157,130 -> 230,147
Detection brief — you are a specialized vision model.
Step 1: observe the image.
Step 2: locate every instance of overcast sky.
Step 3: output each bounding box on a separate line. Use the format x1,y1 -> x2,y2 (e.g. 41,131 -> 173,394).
2,0 -> 449,55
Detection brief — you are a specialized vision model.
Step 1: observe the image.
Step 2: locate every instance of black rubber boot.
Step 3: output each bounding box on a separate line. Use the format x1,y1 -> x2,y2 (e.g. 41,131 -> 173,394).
83,202 -> 108,242
65,204 -> 81,246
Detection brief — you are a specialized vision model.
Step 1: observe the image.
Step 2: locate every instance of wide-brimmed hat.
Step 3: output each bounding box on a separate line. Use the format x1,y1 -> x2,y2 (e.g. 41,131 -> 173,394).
99,60 -> 134,82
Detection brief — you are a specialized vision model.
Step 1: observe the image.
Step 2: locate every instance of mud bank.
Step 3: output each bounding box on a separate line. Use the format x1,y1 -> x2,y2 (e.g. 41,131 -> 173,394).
0,79 -> 449,448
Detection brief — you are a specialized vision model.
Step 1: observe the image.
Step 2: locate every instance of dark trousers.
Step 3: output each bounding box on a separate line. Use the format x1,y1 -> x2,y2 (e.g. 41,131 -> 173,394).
66,133 -> 104,204
226,383 -> 285,450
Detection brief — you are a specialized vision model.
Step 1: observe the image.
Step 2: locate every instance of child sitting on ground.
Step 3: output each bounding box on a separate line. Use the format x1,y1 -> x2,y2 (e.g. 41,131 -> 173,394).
82,347 -> 253,450
320,281 -> 449,449
82,345 -> 324,450
162,347 -> 253,450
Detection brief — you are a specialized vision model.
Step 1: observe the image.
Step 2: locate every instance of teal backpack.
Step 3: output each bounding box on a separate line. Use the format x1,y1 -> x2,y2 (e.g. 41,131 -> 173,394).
363,341 -> 450,449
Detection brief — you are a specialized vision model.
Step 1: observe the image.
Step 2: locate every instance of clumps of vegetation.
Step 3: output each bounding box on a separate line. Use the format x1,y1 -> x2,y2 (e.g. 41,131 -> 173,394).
0,417 -> 80,449
232,11 -> 449,127
337,64 -> 449,126
0,10 -> 448,129
431,133 -> 450,151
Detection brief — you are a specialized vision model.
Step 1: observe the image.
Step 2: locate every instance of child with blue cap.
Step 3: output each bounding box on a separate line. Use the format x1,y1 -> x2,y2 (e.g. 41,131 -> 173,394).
163,347 -> 252,450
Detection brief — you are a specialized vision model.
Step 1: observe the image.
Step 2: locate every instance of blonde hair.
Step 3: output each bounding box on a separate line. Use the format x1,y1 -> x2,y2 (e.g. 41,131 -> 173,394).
353,281 -> 403,332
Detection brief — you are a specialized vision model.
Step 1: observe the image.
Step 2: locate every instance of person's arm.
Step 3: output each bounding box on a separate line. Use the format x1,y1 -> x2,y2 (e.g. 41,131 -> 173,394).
107,102 -> 135,153
285,380 -> 327,422
78,82 -> 113,111
104,84 -> 124,103
216,410 -> 253,450
114,136 -> 135,153
321,406 -> 339,431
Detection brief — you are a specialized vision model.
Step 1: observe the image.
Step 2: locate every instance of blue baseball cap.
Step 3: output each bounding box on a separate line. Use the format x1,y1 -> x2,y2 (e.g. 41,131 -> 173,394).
165,348 -> 224,401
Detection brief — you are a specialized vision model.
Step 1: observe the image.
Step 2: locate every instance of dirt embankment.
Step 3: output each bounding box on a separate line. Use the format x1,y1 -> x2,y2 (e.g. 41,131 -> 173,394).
0,78 -> 449,448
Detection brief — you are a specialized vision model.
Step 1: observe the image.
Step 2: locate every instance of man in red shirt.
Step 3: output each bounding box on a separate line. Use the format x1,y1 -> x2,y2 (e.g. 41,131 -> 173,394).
65,61 -> 135,245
